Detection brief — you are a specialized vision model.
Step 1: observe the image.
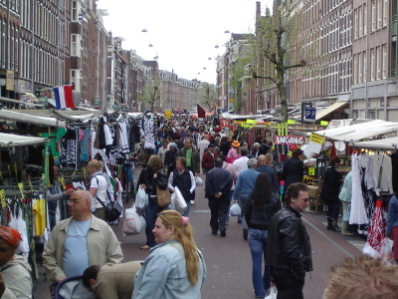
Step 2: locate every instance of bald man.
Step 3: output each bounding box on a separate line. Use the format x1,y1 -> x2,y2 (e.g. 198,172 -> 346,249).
256,154 -> 279,191
43,190 -> 124,283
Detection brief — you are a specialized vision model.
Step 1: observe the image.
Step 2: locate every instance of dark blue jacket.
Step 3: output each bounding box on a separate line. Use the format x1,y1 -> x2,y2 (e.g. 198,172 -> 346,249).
256,165 -> 279,191
205,167 -> 232,199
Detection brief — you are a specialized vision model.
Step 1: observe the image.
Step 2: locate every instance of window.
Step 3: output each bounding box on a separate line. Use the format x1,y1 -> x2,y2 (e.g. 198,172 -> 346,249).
376,46 -> 381,80
354,9 -> 358,39
383,0 -> 387,27
353,54 -> 358,84
371,0 -> 376,31
359,6 -> 363,37
364,4 -> 367,34
358,52 -> 362,83
363,51 -> 367,81
377,0 -> 382,29
370,48 -> 375,81
71,34 -> 81,57
72,0 -> 78,22
382,44 -> 387,79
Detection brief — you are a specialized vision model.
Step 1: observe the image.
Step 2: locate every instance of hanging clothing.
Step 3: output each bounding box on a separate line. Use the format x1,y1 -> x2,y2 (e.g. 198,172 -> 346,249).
80,128 -> 91,162
372,152 -> 393,195
349,153 -> 369,225
118,121 -> 130,155
143,117 -> 156,150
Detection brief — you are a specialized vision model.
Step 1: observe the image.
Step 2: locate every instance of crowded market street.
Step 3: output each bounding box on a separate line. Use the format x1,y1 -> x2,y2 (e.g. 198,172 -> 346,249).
34,166 -> 365,299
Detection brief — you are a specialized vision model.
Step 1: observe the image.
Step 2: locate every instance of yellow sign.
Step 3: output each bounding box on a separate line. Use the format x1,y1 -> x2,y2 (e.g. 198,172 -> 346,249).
18,183 -> 25,199
6,70 -> 14,91
309,133 -> 325,144
287,120 -> 296,124
308,167 -> 316,176
229,99 -> 235,103
320,120 -> 329,126
164,109 -> 172,119
0,190 -> 5,208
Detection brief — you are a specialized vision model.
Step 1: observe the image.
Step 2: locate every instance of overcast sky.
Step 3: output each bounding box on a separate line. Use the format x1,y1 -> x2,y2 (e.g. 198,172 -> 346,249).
97,0 -> 273,84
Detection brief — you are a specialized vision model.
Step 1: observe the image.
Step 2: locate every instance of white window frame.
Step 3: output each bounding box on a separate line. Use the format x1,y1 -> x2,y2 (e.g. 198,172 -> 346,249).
371,0 -> 376,31
370,48 -> 375,81
383,0 -> 387,27
353,54 -> 358,84
376,46 -> 381,80
382,44 -> 387,79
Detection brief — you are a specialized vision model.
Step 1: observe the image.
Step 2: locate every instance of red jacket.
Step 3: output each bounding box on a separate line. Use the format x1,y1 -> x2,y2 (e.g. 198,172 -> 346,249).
202,151 -> 218,171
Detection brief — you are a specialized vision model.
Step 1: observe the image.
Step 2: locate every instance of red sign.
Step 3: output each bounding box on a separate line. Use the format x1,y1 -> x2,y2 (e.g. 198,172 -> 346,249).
220,118 -> 231,128
274,135 -> 305,145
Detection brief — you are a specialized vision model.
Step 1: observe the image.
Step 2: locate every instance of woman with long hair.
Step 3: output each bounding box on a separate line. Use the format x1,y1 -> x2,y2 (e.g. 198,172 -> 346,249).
137,155 -> 168,249
132,210 -> 206,298
245,173 -> 281,298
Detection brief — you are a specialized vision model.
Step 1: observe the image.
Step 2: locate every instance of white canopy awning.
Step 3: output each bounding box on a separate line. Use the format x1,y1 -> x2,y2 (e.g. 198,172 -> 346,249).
0,109 -> 66,128
353,136 -> 398,150
314,120 -> 398,142
0,133 -> 46,147
315,101 -> 349,121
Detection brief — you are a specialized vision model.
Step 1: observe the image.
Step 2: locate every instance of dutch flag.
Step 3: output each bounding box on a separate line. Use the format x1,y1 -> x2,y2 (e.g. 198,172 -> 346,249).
53,86 -> 75,109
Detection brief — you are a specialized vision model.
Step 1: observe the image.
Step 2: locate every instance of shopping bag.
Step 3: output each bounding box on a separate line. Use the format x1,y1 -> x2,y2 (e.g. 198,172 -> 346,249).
381,237 -> 396,265
195,176 -> 204,186
135,187 -> 148,212
265,286 -> 277,299
122,206 -> 146,236
229,202 -> 241,216
173,186 -> 187,214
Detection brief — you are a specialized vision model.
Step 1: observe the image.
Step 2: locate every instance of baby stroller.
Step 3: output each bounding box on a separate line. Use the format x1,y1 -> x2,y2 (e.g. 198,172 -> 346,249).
50,275 -> 96,299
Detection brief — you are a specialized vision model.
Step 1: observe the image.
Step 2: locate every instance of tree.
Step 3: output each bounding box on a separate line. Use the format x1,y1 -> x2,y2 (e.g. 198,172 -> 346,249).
142,75 -> 162,112
246,5 -> 315,122
197,82 -> 217,110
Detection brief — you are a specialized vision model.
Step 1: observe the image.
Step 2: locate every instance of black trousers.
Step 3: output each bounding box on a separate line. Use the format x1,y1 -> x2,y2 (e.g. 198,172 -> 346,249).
326,202 -> 340,220
270,267 -> 305,299
208,196 -> 229,232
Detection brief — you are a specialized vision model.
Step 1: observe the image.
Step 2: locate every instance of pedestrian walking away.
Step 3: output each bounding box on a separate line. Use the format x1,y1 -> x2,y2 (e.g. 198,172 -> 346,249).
205,157 -> 233,237
245,173 -> 281,298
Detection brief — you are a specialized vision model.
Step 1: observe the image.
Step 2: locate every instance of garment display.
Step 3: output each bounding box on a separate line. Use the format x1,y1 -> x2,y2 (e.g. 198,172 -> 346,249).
143,116 -> 156,150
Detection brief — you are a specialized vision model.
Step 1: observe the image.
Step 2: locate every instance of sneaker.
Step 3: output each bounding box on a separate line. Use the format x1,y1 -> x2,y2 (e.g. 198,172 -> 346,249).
190,200 -> 195,205
220,230 -> 226,237
243,228 -> 248,241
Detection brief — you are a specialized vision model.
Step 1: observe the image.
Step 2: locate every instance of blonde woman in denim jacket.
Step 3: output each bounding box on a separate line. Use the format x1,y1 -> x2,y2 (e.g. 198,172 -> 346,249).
132,210 -> 206,299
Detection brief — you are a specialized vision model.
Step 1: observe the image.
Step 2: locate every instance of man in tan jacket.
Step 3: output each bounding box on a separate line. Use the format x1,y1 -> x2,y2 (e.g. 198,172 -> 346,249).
43,190 -> 123,282
82,261 -> 142,299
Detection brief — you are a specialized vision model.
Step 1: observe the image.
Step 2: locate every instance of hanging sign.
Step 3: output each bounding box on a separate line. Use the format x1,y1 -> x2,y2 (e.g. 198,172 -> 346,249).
220,118 -> 231,128
274,135 -> 305,145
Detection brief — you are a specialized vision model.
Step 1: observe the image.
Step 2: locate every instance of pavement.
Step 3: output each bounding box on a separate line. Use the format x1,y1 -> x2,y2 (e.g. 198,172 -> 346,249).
33,170 -> 366,299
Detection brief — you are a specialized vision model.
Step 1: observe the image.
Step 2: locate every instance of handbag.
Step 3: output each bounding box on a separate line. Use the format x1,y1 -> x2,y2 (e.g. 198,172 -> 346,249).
172,186 -> 187,214
96,191 -> 123,222
156,186 -> 171,208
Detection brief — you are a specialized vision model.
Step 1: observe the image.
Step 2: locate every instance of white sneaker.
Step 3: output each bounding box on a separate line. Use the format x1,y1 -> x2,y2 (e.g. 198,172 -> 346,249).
190,200 -> 195,205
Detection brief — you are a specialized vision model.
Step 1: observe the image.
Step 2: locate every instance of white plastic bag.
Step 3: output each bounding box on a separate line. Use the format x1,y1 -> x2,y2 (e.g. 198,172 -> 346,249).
265,286 -> 277,299
173,187 -> 187,214
135,187 -> 148,212
230,202 -> 241,216
122,206 -> 146,236
195,176 -> 204,186
381,238 -> 396,265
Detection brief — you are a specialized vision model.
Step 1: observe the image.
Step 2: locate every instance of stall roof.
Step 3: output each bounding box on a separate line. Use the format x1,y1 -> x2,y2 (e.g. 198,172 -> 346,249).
314,120 -> 398,142
315,101 -> 349,121
0,109 -> 66,128
353,136 -> 398,150
220,113 -> 273,120
0,133 -> 46,147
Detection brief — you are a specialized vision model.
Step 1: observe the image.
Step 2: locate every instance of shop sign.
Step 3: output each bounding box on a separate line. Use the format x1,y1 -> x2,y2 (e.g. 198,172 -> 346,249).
6,70 -> 14,91
274,135 -> 305,145
220,118 -> 231,128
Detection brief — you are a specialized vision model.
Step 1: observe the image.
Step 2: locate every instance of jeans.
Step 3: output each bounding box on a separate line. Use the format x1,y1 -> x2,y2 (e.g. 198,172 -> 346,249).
208,196 -> 229,232
248,229 -> 270,297
270,267 -> 305,299
145,199 -> 162,247
183,199 -> 191,216
238,196 -> 248,229
326,202 -> 340,220
225,190 -> 234,222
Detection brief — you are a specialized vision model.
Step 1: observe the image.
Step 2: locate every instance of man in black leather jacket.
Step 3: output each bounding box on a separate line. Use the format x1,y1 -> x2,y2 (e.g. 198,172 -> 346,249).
267,182 -> 313,299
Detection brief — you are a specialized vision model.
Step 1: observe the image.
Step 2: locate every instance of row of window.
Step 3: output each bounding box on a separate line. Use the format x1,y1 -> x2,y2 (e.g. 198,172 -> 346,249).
0,20 -> 19,71
20,41 -> 64,86
353,45 -> 388,84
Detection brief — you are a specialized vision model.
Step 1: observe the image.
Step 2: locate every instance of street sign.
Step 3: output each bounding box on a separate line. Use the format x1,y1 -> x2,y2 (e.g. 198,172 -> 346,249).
304,107 -> 316,122
220,118 -> 231,128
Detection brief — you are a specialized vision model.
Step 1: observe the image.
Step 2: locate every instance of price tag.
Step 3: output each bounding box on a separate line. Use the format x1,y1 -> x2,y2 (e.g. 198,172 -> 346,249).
18,183 -> 25,199
308,167 -> 316,176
